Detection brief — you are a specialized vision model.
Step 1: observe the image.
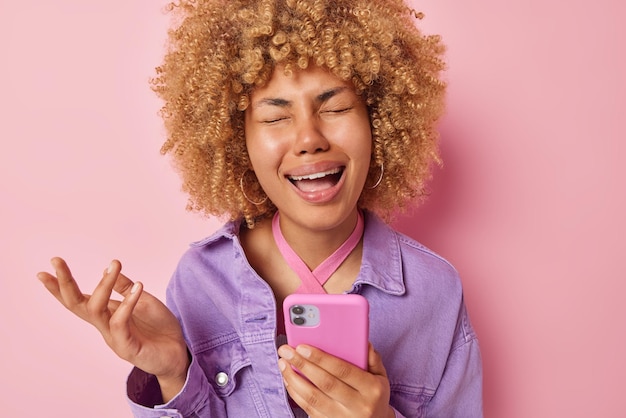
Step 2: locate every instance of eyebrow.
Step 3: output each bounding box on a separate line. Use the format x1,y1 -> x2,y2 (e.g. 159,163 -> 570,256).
317,86 -> 349,103
253,86 -> 349,109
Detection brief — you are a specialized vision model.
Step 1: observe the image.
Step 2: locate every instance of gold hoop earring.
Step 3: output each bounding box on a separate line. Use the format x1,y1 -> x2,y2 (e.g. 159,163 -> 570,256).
240,172 -> 268,205
367,163 -> 384,189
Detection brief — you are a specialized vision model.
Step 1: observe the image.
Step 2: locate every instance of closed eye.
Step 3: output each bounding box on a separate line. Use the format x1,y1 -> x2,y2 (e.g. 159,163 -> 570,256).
323,107 -> 352,114
261,116 -> 289,124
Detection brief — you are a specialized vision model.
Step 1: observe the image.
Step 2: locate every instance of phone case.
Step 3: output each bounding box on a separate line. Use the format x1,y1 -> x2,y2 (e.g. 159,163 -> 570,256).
283,293 -> 369,370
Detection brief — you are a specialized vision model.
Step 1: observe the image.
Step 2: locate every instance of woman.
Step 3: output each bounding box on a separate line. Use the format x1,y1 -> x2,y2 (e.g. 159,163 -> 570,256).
38,0 -> 483,416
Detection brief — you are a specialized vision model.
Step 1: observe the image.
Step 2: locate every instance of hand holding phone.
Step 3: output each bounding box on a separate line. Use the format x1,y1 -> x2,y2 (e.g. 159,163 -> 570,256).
283,293 -> 369,370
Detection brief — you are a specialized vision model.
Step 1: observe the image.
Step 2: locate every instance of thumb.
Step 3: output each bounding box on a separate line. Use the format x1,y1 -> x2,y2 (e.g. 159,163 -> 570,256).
367,343 -> 388,377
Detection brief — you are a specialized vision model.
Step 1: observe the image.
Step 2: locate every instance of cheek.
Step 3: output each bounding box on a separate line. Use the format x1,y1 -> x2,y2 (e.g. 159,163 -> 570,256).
244,127 -> 265,167
350,128 -> 373,161
341,112 -> 372,157
246,140 -> 283,181
247,147 -> 267,173
247,137 -> 279,171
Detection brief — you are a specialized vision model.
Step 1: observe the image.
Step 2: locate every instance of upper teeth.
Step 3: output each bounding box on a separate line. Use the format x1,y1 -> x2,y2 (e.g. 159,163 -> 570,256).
288,167 -> 341,181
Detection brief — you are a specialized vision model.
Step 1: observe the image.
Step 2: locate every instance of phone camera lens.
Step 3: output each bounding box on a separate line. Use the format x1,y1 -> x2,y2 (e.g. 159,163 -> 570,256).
293,317 -> 306,326
291,306 -> 305,315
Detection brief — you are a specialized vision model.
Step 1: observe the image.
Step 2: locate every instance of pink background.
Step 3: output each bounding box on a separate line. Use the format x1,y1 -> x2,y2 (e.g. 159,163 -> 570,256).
1,0 -> 624,416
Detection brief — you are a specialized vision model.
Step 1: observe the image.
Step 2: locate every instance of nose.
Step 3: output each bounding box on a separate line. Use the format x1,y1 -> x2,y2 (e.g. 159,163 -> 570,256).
293,116 -> 330,155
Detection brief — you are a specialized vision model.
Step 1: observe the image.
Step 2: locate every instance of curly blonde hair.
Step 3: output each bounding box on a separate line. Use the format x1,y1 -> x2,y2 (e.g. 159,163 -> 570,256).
153,0 -> 446,228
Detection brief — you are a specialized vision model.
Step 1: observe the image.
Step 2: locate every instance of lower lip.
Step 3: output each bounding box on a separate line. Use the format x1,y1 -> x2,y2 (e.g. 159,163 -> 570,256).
289,172 -> 346,204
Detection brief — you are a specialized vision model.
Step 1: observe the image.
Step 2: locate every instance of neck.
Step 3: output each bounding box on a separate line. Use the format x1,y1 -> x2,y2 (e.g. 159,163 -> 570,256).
277,209 -> 361,271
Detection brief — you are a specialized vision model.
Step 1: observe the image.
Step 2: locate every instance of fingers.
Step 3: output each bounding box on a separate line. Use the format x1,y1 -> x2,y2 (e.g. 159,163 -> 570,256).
51,257 -> 87,308
108,281 -> 143,352
37,270 -> 63,300
37,257 -> 127,331
277,350 -> 334,416
278,343 -> 392,417
278,345 -> 358,414
36,257 -> 86,308
112,269 -> 136,296
89,260 -> 121,314
279,344 -> 363,388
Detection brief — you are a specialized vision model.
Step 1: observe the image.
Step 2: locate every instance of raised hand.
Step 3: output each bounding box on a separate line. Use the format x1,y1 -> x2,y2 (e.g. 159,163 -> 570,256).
37,257 -> 189,402
277,343 -> 395,418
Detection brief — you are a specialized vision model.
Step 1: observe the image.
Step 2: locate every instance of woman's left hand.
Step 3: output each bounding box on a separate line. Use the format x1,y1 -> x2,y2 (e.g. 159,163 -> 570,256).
277,342 -> 395,418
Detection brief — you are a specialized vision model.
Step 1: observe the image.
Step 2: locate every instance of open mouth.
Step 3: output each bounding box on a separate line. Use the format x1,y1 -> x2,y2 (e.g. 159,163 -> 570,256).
287,167 -> 344,193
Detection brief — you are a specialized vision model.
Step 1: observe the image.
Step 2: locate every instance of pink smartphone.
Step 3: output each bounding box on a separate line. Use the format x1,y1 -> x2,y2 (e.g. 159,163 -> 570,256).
283,293 -> 369,370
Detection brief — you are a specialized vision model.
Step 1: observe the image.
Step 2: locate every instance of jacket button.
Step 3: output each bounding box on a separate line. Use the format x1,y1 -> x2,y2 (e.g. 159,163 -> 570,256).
215,371 -> 229,387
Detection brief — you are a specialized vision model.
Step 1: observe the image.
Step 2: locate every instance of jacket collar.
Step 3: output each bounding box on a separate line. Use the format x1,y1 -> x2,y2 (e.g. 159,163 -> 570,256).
354,211 -> 406,296
191,211 -> 406,296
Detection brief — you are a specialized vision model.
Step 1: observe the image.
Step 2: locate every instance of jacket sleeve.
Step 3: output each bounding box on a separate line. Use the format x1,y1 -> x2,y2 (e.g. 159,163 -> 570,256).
425,303 -> 483,417
126,355 -> 228,418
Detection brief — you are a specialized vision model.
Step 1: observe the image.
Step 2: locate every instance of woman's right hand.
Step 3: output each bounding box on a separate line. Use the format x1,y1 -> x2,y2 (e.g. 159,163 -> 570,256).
37,257 -> 189,402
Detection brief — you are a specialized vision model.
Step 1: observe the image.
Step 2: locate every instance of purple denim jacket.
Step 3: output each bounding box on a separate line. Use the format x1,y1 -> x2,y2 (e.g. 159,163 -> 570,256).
127,212 -> 483,417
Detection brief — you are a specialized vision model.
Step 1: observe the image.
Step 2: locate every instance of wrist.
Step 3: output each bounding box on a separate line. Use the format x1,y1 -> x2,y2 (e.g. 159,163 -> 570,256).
157,375 -> 186,403
157,352 -> 191,403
